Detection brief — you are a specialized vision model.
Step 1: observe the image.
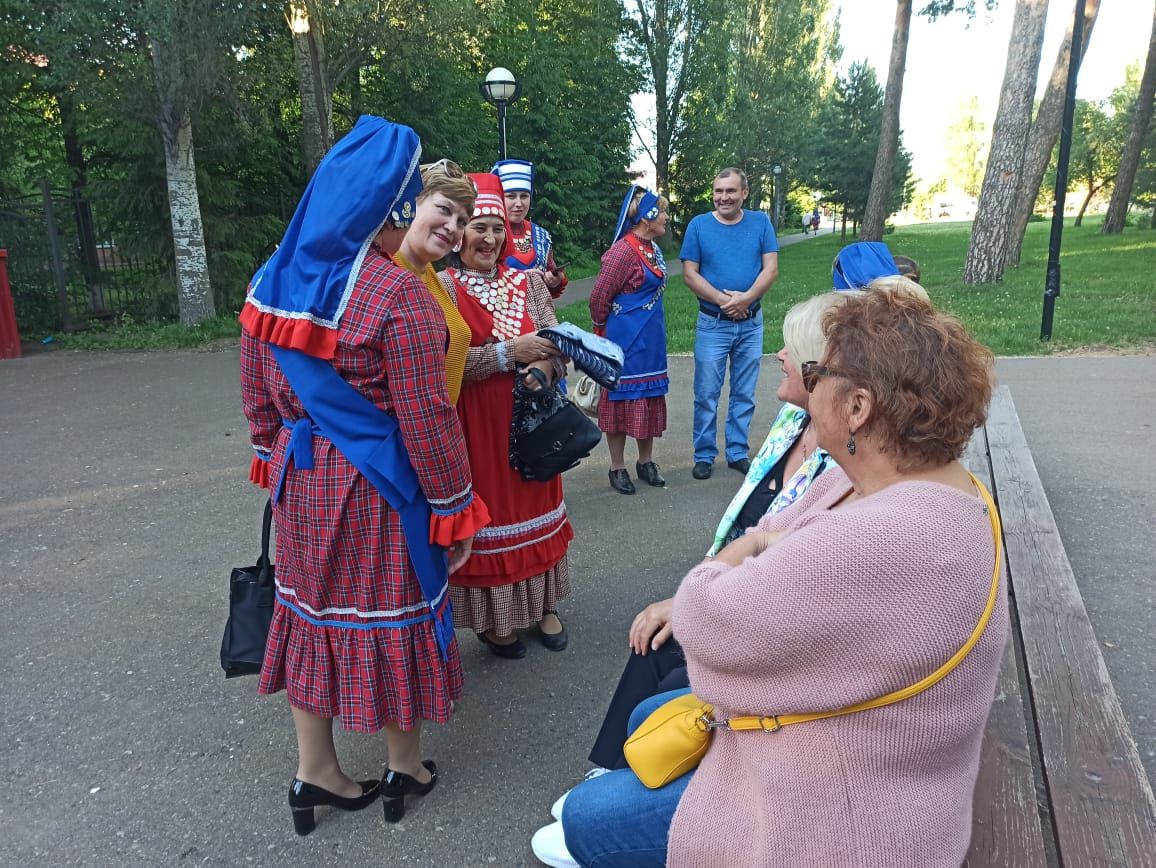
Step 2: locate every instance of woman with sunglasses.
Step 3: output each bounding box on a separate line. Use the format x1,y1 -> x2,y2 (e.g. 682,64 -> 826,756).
534,289 -> 1005,868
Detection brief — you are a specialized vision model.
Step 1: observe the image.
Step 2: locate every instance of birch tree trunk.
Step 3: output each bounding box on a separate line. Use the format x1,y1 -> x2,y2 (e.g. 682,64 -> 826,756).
1103,7 -> 1156,234
162,112 -> 216,325
1005,0 -> 1100,267
861,0 -> 911,241
291,3 -> 332,176
962,0 -> 1049,284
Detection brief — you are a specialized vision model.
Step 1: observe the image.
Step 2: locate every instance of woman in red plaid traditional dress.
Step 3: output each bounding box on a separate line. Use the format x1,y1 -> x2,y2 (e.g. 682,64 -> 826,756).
590,186 -> 670,496
438,173 -> 573,660
240,120 -> 490,832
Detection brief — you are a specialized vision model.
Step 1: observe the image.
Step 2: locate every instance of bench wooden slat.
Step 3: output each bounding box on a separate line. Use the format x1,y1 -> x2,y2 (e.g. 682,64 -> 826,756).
986,387 -> 1156,866
965,426 -> 1049,867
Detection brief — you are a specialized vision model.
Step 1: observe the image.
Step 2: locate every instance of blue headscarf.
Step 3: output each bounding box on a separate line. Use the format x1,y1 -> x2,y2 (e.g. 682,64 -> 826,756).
240,115 -> 422,358
832,241 -> 899,291
613,185 -> 661,243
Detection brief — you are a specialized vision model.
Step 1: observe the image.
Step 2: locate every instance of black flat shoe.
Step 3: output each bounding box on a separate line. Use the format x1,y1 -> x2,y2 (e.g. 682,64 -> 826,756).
288,777 -> 380,836
478,631 -> 527,659
692,461 -> 712,480
537,611 -> 568,651
727,458 -> 751,474
609,468 -> 636,495
382,760 -> 438,823
635,461 -> 666,487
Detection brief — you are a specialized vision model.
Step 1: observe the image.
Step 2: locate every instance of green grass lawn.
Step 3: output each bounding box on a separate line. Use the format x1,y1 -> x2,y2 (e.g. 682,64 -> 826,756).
557,216 -> 1156,356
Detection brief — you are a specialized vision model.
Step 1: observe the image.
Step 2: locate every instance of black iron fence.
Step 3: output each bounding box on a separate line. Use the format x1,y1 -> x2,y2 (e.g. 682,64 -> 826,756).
0,182 -> 171,334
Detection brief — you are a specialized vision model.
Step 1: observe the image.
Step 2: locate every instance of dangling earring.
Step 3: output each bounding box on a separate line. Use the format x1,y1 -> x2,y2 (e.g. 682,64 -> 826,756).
846,430 -> 857,455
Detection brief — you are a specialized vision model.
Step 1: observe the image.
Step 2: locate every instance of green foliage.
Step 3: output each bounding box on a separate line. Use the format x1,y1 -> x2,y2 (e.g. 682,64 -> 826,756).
814,61 -> 910,225
943,96 -> 987,197
668,0 -> 837,222
54,312 -> 241,350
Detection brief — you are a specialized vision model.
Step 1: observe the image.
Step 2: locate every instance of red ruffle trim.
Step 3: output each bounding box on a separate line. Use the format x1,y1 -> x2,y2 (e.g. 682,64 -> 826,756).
452,520 -> 573,588
429,495 -> 492,547
249,455 -> 271,488
239,302 -> 338,360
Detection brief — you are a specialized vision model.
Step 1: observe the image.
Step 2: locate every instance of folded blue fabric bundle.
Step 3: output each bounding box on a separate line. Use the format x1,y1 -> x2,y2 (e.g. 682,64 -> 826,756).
537,322 -> 624,390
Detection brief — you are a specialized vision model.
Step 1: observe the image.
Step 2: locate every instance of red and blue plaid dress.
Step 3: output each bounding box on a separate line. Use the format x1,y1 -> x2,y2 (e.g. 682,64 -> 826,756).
240,250 -> 477,733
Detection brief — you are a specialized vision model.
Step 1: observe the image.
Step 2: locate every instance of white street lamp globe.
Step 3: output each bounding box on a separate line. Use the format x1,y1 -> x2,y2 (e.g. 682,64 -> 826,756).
482,67 -> 518,103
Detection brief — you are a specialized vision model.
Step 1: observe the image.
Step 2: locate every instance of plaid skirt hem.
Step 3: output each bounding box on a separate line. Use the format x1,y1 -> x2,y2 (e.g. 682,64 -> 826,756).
450,556 -> 571,635
258,601 -> 464,733
599,395 -> 667,439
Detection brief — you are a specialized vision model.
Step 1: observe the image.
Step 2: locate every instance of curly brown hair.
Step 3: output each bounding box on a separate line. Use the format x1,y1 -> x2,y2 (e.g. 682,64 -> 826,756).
822,291 -> 994,471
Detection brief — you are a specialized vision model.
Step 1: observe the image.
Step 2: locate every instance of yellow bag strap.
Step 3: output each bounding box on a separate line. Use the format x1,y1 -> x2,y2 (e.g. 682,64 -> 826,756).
719,474 -> 1002,734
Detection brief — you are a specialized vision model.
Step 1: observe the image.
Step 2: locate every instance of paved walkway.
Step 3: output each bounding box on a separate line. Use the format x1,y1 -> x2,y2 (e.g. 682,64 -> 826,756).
1,347 -> 1151,864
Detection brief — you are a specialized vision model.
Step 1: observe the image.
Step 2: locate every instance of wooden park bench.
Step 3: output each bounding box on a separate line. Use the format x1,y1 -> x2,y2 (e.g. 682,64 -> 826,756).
966,387 -> 1156,866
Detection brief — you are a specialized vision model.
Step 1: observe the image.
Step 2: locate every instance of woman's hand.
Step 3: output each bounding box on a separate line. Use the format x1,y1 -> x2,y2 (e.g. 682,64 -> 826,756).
629,597 -> 675,655
447,536 -> 474,574
511,334 -> 561,365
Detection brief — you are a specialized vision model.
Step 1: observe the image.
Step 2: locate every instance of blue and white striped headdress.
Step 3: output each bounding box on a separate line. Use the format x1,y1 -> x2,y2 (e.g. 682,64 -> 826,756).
492,159 -> 533,194
613,185 -> 661,242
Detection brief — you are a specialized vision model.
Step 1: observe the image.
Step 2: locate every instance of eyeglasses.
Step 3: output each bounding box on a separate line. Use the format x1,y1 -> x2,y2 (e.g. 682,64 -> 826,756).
420,158 -> 464,179
800,361 -> 843,393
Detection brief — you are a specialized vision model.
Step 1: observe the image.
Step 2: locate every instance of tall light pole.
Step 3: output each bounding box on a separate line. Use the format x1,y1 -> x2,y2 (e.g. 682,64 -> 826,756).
480,67 -> 520,161
772,165 -> 784,230
1041,0 -> 1087,341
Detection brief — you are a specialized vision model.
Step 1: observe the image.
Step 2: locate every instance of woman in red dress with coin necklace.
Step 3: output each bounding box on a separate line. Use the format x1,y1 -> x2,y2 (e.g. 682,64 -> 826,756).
438,173 -> 573,659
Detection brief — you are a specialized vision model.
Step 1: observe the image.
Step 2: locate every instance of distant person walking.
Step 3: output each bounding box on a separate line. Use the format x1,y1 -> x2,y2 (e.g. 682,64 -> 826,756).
811,206 -> 821,234
680,167 -> 779,480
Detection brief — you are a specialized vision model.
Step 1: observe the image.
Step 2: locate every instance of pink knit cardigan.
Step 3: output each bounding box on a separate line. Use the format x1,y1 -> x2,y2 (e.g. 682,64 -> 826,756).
669,467 -> 1007,867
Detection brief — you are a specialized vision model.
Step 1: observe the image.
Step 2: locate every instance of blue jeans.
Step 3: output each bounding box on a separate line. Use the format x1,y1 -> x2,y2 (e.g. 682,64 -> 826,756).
692,309 -> 764,464
563,688 -> 694,867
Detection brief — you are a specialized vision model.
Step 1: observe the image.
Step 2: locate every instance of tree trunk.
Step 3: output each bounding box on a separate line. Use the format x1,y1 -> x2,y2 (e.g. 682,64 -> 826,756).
162,112 -> 216,326
1103,7 -> 1156,234
1073,183 -> 1096,225
861,0 -> 912,241
1005,0 -> 1100,266
292,5 -> 332,176
962,0 -> 1049,284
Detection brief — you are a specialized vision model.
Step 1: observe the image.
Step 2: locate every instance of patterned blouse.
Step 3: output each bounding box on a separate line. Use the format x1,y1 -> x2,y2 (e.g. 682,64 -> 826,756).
706,403 -> 835,557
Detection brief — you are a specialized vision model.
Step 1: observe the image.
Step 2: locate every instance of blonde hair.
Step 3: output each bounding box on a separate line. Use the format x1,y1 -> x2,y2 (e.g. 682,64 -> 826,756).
783,291 -> 860,367
865,275 -> 930,301
417,160 -> 475,213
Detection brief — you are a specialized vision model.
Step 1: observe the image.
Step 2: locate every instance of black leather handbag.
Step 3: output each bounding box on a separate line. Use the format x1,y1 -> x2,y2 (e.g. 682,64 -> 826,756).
220,499 -> 276,678
512,369 -> 602,481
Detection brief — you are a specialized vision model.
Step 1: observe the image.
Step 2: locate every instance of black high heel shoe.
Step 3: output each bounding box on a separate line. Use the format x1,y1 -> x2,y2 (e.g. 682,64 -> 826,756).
382,760 -> 438,823
287,777 -> 381,836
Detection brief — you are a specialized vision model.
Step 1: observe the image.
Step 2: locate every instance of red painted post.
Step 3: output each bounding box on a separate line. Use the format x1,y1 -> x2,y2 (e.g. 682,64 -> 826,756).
0,249 -> 22,359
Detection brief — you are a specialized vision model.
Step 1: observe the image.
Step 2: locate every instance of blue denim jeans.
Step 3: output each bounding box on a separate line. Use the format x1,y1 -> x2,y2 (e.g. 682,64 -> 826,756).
692,309 -> 764,464
563,688 -> 694,867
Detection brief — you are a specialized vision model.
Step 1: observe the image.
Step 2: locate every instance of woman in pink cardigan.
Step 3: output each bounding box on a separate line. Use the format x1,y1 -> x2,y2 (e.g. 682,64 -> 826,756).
538,290 -> 1005,867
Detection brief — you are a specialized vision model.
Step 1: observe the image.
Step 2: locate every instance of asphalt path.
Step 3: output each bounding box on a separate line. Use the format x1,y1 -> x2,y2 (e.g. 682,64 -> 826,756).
1,345 -> 1152,865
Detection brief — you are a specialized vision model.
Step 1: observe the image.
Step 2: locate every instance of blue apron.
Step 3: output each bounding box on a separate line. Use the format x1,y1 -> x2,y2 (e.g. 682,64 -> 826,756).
605,250 -> 668,401
269,345 -> 456,659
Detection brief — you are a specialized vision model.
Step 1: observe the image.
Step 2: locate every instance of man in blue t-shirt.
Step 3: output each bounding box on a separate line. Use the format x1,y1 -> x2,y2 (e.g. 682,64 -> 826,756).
679,167 -> 779,480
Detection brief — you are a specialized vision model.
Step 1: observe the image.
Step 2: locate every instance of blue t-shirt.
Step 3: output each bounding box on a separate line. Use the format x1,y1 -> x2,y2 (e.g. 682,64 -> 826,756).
679,210 -> 779,314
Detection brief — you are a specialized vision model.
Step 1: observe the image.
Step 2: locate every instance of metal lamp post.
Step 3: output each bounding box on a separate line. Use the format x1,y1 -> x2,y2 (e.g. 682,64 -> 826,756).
480,67 -> 520,162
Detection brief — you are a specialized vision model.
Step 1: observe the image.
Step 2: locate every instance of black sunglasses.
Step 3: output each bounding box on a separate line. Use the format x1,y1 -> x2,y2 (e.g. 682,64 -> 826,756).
800,361 -> 843,393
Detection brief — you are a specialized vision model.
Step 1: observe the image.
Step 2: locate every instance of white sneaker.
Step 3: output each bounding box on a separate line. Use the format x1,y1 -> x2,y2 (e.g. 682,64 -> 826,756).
550,767 -> 611,821
531,821 -> 580,868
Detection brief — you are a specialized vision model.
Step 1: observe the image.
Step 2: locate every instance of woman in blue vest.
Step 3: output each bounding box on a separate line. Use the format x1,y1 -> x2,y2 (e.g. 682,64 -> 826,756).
589,186 -> 670,495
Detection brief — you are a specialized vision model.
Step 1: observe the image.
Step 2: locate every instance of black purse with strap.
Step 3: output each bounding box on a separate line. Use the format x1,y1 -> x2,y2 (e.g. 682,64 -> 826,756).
220,499 -> 276,678
511,368 -> 602,481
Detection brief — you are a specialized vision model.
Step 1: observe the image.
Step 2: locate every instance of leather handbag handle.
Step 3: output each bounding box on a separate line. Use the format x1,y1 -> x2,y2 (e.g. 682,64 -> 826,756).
257,499 -> 274,584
